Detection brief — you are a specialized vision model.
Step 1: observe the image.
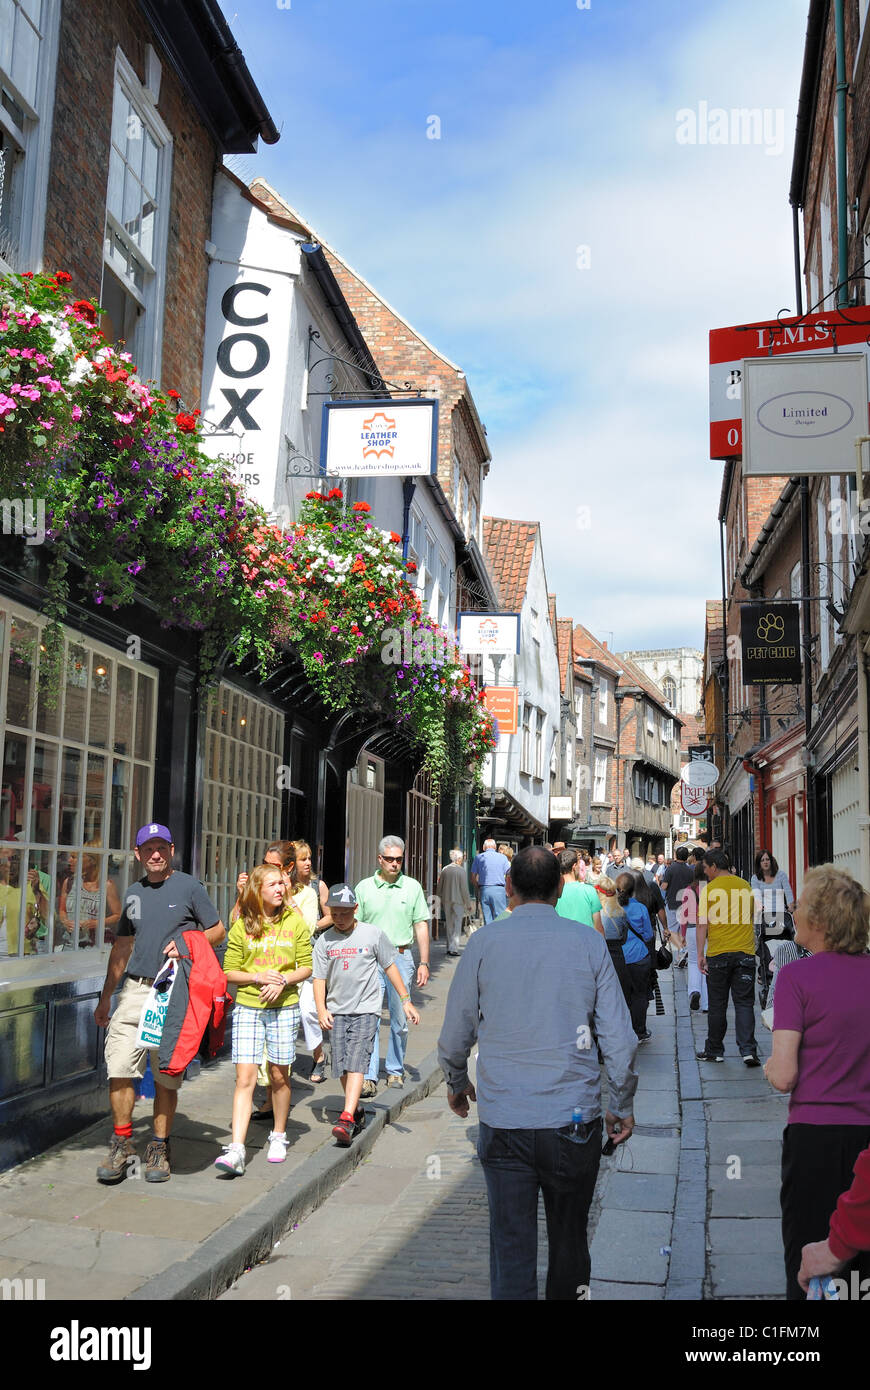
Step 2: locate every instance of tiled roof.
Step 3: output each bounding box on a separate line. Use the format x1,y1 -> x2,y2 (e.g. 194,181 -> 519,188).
555,618 -> 574,692
574,625 -> 684,723
482,518 -> 539,612
572,623 -> 621,674
678,712 -> 706,748
705,600 -> 724,664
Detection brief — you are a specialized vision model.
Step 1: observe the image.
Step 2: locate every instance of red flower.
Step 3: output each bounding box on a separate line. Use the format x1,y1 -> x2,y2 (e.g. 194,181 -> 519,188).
175,412 -> 198,433
54,271 -> 72,284
406,561 -> 417,574
327,488 -> 343,500
167,389 -> 181,400
20,272 -> 33,280
351,558 -> 366,574
353,502 -> 371,513
305,492 -> 325,502
390,531 -> 402,545
71,299 -> 97,324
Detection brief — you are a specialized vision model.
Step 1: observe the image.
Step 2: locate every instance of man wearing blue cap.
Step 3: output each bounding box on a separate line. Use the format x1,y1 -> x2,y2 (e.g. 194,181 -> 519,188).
93,823 -> 225,1184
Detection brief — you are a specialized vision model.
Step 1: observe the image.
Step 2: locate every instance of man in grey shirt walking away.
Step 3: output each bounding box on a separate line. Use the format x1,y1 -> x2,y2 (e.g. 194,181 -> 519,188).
438,846 -> 638,1300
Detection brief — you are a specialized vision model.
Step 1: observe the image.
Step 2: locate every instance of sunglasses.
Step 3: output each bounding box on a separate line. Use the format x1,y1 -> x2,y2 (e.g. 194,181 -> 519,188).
380,854 -> 403,863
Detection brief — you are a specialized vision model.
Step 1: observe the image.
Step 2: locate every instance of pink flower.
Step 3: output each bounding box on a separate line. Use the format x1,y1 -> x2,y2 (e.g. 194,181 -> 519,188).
10,383 -> 40,400
36,375 -> 63,394
71,405 -> 82,421
37,418 -> 55,430
112,410 -> 135,423
0,394 -> 16,416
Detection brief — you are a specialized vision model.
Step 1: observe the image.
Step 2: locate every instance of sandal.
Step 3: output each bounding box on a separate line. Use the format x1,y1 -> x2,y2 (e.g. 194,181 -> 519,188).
309,1069 -> 326,1084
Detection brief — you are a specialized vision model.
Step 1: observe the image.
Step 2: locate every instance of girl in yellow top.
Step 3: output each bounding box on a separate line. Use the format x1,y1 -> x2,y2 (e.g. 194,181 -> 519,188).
215,866 -> 312,1175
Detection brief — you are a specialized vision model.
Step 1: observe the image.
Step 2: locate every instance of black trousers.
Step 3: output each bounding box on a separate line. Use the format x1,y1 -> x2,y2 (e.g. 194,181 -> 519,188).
625,961 -> 652,1035
781,1122 -> 870,1301
478,1120 -> 602,1300
705,951 -> 757,1056
606,940 -> 631,1010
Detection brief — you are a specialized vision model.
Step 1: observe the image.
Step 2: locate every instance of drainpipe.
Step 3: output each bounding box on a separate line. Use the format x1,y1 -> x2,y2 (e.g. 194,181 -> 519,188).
835,0 -> 849,306
792,203 -> 804,315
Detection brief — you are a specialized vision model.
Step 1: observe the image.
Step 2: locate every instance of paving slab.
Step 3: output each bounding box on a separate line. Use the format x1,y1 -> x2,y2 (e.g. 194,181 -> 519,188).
704,1099 -> 790,1122
616,1135 -> 680,1175
603,1172 -> 676,1212
633,1093 -> 680,1125
707,1120 -> 786,1145
709,1218 -> 783,1254
711,1251 -> 786,1298
707,1136 -> 783,1166
589,1209 -> 673,1285
11,1261 -> 144,1301
709,1179 -> 783,1219
591,1280 -> 664,1300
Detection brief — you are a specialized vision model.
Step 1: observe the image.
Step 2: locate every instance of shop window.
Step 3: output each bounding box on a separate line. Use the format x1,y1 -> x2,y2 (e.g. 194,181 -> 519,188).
0,0 -> 59,270
0,599 -> 156,961
201,682 -> 284,929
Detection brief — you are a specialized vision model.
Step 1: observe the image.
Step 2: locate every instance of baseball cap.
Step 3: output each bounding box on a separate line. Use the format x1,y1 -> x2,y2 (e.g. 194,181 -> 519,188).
135,822 -> 174,847
326,883 -> 357,908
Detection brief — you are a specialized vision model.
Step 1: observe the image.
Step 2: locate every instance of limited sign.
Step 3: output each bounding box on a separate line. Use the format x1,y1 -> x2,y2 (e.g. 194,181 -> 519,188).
458,612 -> 521,656
482,686 -> 518,736
742,353 -> 869,477
321,399 -> 438,477
549,796 -> 573,820
740,603 -> 802,684
709,306 -> 870,459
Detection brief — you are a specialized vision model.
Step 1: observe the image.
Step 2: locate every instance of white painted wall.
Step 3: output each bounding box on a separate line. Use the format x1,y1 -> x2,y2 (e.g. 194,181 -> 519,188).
480,531 -> 561,831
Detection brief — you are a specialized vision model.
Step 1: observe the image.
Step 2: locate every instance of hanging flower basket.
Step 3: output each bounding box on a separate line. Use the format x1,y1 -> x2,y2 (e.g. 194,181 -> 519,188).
0,272 -> 495,790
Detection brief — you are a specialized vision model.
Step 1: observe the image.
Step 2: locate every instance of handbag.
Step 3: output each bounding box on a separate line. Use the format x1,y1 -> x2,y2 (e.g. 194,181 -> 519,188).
627,920 -> 671,971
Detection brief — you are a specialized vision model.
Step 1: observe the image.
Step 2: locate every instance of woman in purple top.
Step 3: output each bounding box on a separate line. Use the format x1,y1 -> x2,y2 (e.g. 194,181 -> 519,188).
765,865 -> 870,1300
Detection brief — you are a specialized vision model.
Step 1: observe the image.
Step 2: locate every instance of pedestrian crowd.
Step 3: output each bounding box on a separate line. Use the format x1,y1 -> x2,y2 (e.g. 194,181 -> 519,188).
88,822 -> 870,1303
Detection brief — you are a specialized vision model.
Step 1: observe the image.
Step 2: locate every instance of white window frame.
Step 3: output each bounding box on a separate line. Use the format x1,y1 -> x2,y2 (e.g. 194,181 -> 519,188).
575,688 -> 584,735
646,701 -> 654,735
593,753 -> 607,804
0,596 -> 157,970
101,48 -> 173,382
820,170 -> 834,301
0,0 -> 60,272
598,678 -> 608,725
201,682 -> 284,931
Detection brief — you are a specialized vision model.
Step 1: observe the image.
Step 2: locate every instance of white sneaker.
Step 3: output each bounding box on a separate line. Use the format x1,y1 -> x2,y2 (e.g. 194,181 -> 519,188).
267,1131 -> 289,1164
214,1142 -> 245,1176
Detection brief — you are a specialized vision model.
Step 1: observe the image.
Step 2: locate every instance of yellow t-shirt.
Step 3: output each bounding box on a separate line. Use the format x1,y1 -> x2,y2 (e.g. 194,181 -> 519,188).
699,875 -> 756,956
223,906 -> 312,1009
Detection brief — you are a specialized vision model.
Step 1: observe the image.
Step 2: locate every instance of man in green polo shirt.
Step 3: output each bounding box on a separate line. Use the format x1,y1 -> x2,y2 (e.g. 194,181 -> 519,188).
356,835 -> 430,1097
555,848 -> 604,935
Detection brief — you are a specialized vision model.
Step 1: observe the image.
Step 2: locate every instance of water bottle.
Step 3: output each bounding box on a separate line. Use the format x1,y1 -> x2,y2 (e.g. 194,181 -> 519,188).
563,1105 -> 592,1144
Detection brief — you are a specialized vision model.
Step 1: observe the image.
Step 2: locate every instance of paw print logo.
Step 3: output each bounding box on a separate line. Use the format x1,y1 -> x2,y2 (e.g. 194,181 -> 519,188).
757,612 -> 784,643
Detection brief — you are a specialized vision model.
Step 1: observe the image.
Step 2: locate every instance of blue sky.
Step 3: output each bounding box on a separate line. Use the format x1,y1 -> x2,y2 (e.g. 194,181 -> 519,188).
225,0 -> 809,652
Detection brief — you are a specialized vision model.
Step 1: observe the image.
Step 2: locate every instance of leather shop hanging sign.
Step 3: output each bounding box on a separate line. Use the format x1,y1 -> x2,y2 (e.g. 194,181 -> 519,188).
740,603 -> 802,685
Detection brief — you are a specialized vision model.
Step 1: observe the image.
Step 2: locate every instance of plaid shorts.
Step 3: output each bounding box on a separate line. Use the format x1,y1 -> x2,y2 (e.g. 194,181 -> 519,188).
232,1003 -> 300,1066
331,1012 -> 379,1077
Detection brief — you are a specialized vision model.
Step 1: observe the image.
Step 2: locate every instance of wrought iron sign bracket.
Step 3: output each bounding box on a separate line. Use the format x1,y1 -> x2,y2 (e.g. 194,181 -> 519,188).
306,326 -> 425,398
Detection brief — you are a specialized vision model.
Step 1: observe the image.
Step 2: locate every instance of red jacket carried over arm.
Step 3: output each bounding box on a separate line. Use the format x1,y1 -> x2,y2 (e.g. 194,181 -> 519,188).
828,1144 -> 870,1262
158,929 -> 229,1077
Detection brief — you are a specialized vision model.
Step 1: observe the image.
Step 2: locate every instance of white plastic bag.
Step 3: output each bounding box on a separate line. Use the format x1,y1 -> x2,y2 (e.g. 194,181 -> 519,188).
135,958 -> 177,1048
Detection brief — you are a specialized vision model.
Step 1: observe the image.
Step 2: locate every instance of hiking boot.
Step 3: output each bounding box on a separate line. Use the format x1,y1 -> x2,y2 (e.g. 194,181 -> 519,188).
332,1115 -> 355,1146
96,1134 -> 137,1184
360,1079 -> 378,1099
385,1073 -> 405,1088
143,1138 -> 171,1182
